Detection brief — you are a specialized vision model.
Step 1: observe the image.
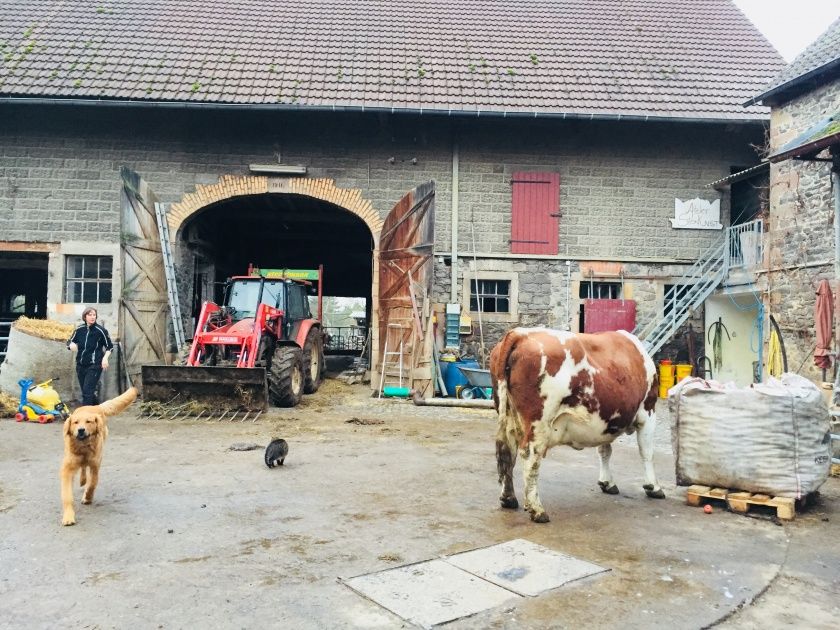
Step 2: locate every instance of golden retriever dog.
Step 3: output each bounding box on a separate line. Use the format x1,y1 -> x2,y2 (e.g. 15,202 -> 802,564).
60,387 -> 138,526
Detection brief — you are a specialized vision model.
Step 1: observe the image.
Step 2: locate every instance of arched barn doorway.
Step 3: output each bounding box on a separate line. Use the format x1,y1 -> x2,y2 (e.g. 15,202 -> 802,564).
168,177 -> 383,371
120,169 -> 434,396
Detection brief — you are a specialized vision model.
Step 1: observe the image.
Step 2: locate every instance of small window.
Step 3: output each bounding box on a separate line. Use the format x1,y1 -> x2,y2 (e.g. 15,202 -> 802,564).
579,282 -> 621,299
470,279 -> 510,314
65,256 -> 113,304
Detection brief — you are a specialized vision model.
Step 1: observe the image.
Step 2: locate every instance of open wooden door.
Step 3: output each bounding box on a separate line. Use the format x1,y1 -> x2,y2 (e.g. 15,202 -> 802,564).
377,181 -> 435,396
119,166 -> 169,388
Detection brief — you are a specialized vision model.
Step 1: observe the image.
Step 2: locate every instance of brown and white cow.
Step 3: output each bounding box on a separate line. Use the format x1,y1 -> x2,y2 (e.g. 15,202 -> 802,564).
490,327 -> 665,523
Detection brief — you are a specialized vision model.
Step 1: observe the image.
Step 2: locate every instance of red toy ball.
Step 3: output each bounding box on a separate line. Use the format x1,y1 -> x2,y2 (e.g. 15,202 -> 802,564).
703,504 -> 713,514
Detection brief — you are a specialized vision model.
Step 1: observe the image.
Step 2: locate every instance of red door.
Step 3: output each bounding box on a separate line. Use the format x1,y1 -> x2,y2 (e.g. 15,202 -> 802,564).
510,172 -> 560,254
583,299 -> 637,333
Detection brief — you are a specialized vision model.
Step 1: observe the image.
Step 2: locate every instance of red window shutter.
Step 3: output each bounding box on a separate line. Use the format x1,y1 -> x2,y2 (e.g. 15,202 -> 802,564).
510,172 -> 560,254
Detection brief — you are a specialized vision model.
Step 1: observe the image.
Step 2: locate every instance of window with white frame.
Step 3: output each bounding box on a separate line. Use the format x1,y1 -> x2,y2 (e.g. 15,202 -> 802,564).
462,271 -> 519,323
470,279 -> 511,314
65,255 -> 113,303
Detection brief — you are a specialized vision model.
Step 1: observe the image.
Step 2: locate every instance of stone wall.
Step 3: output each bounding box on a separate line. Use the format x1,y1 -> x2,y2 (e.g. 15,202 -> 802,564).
1,104 -> 762,352
766,78 -> 840,381
439,256 -> 702,363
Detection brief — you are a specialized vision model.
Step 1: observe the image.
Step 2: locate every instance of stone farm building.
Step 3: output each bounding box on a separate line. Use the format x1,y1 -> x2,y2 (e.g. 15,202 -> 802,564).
0,0 -> 786,391
745,17 -> 840,387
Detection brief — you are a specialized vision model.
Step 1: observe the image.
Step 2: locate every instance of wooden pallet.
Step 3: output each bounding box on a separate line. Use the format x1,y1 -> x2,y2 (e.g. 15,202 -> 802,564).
685,485 -> 796,520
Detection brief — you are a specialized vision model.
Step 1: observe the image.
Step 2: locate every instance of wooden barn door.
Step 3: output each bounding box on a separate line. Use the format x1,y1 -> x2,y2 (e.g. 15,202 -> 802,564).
119,166 -> 169,388
377,182 -> 435,396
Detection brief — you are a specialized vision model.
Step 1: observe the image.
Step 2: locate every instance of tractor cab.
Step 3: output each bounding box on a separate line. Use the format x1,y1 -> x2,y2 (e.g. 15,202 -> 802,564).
225,277 -> 286,322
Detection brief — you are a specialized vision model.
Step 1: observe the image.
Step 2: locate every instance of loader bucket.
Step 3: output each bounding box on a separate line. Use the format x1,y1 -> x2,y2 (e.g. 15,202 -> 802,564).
141,365 -> 268,412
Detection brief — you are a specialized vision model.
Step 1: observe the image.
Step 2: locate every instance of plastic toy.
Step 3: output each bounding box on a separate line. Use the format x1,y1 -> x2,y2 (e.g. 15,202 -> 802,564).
15,378 -> 70,424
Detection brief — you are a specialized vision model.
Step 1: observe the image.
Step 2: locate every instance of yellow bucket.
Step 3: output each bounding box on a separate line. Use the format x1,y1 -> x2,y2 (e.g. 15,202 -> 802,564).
675,364 -> 693,382
658,361 -> 675,398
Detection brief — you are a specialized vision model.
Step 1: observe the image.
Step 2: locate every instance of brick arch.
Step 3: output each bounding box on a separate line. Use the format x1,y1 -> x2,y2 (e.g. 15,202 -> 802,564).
168,175 -> 383,242
168,175 -> 384,384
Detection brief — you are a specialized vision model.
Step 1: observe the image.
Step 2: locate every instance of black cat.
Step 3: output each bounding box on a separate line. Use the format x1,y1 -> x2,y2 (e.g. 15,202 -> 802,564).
264,438 -> 289,468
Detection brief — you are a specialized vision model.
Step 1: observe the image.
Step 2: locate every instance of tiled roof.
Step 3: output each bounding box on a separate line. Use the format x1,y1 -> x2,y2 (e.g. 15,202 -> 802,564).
749,16 -> 840,105
0,0 -> 785,121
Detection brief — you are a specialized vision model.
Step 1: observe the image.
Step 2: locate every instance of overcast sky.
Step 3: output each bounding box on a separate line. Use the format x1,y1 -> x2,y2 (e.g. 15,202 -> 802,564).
734,0 -> 840,61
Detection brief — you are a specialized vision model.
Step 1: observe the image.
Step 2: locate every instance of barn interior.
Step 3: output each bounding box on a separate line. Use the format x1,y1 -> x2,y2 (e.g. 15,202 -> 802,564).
179,193 -> 374,351
0,250 -> 49,364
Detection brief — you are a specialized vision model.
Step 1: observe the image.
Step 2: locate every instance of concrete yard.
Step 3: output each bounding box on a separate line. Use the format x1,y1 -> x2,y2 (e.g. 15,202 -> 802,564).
1,379 -> 837,629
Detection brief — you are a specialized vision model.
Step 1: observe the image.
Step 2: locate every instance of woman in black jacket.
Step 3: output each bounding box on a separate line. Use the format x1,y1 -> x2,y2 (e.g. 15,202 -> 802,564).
66,307 -> 114,406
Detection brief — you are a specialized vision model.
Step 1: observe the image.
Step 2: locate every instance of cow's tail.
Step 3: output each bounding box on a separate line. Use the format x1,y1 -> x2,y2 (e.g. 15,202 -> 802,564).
490,330 -> 521,419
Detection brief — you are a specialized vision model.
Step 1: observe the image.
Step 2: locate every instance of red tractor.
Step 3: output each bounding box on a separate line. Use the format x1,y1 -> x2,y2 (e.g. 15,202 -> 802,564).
142,266 -> 325,409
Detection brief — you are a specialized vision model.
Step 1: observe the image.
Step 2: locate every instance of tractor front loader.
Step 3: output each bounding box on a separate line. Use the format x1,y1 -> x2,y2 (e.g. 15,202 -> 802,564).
141,266 -> 326,414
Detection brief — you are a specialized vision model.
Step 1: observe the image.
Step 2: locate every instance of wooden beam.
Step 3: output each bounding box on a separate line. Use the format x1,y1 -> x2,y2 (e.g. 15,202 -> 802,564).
0,241 -> 59,253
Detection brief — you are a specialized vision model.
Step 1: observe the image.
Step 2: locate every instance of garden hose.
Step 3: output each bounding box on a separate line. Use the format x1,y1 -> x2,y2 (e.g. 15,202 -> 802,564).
707,317 -> 730,374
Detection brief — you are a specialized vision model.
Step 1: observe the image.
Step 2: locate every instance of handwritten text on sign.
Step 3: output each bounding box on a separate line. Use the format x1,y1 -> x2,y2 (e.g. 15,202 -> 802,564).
671,198 -> 723,230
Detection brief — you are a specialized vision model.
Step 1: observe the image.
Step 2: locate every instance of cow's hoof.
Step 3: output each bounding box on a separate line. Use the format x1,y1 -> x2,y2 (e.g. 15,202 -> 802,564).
500,496 -> 519,510
643,485 -> 666,499
598,481 -> 620,495
530,512 -> 550,523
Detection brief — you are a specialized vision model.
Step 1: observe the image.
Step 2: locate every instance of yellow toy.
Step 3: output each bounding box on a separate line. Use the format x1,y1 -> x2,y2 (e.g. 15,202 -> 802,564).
15,378 -> 70,424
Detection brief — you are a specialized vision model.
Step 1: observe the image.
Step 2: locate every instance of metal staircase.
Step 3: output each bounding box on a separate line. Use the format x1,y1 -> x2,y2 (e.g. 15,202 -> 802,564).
636,236 -> 727,356
636,219 -> 764,356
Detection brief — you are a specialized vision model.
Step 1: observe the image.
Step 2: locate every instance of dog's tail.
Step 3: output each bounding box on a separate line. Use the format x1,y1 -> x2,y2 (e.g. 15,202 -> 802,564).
98,387 -> 138,416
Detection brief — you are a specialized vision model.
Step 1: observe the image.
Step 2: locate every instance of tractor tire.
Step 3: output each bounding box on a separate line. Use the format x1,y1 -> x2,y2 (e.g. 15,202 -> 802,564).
302,328 -> 325,394
268,346 -> 304,407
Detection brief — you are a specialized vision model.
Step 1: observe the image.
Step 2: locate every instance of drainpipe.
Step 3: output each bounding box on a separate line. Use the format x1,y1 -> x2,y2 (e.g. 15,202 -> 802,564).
450,142 -> 460,303
833,155 -> 840,280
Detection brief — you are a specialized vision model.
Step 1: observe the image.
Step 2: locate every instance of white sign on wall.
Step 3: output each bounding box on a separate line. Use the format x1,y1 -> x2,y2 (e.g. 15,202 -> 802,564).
671,198 -> 723,230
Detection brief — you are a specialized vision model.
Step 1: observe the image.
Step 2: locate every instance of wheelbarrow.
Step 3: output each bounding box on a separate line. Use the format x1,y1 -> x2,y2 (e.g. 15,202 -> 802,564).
455,366 -> 493,400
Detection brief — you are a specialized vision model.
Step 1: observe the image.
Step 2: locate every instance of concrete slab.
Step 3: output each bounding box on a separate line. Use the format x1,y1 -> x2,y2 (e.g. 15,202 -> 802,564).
343,559 -> 520,628
445,538 -> 609,597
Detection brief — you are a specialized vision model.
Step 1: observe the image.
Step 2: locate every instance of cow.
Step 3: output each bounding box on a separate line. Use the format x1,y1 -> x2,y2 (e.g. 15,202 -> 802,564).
490,327 -> 665,523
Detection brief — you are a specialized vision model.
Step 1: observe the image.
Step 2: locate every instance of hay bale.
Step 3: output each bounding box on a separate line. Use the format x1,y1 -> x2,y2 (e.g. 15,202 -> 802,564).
13,316 -> 75,341
0,391 -> 19,417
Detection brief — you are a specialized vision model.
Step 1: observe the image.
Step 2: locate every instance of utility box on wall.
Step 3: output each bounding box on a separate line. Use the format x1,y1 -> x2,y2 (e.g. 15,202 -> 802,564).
583,299 -> 637,333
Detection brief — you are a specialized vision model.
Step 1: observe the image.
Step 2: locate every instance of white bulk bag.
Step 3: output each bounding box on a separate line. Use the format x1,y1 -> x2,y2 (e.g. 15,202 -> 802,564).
669,374 -> 831,498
